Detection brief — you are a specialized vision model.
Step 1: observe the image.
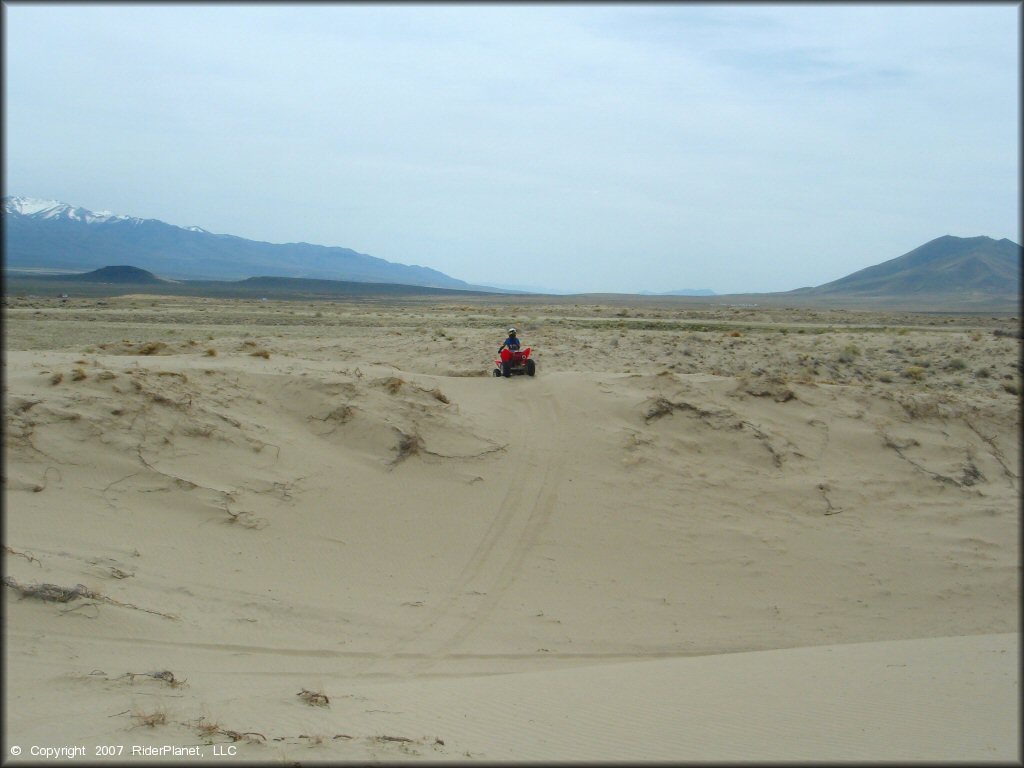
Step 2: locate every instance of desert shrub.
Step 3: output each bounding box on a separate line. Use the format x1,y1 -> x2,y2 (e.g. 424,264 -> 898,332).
903,366 -> 926,381
50,372 -> 63,385
71,368 -> 87,381
837,344 -> 860,364
945,358 -> 967,371
975,367 -> 991,379
250,350 -> 270,359
204,348 -> 217,357
138,342 -> 166,355
878,371 -> 895,383
1004,382 -> 1020,396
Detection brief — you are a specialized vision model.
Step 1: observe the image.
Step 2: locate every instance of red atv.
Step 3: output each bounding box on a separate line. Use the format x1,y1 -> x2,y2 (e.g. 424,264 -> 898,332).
493,346 -> 535,378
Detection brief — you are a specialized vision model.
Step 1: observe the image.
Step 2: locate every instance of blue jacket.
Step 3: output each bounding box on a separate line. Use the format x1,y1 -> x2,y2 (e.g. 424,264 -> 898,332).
502,335 -> 521,350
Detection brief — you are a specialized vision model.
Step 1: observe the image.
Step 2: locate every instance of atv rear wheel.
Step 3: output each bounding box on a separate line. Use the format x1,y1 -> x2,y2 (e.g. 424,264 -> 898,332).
492,368 -> 502,377
526,359 -> 536,377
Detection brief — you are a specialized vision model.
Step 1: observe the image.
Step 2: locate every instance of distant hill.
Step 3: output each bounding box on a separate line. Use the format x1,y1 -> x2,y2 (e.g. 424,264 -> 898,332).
3,268 -> 502,300
793,235 -> 1020,299
3,195 -> 480,290
62,265 -> 167,284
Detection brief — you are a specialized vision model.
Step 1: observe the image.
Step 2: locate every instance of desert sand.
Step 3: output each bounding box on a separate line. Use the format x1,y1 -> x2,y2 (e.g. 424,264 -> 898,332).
3,294 -> 1020,763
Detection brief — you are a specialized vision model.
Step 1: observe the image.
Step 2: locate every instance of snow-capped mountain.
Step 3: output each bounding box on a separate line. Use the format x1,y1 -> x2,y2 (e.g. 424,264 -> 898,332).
4,196 -> 140,225
2,195 -> 474,289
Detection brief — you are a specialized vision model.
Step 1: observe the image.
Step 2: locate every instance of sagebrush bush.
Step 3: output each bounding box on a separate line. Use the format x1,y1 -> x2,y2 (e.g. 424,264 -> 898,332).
903,366 -> 926,381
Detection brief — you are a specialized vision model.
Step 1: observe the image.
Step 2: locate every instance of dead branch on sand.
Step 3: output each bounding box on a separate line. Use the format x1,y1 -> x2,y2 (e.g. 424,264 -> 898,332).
123,670 -> 188,688
3,576 -> 179,620
4,546 -> 42,567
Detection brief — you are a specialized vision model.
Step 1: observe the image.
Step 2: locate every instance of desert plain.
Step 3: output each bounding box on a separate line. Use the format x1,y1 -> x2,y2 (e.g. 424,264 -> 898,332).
2,293 -> 1020,763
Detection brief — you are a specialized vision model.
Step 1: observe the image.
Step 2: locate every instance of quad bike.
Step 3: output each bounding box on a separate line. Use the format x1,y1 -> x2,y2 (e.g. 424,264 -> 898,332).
493,346 -> 535,378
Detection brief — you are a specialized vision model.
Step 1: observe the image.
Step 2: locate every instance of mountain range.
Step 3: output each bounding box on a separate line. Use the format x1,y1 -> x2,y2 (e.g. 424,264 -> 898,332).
3,196 -> 1019,309
2,196 -> 482,290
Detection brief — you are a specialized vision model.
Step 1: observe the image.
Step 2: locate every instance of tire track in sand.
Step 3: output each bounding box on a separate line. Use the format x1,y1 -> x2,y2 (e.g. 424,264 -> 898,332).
378,374 -> 568,673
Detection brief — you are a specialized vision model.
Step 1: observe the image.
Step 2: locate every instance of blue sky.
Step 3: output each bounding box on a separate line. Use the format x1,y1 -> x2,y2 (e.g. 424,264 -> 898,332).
4,3 -> 1019,294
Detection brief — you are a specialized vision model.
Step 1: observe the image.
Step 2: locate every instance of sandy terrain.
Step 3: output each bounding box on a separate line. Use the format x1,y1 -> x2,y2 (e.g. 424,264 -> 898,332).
3,294 -> 1020,762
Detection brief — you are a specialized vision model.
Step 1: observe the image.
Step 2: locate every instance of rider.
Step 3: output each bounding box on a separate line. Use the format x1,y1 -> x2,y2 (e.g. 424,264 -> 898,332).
498,327 -> 521,377
500,327 -> 521,352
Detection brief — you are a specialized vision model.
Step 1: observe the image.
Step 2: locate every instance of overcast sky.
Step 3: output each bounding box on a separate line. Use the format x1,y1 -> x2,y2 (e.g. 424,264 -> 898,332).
4,3 -> 1019,294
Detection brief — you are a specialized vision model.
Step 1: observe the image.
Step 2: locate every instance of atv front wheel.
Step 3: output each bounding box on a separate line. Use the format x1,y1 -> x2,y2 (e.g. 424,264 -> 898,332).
492,368 -> 502,377
526,359 -> 536,377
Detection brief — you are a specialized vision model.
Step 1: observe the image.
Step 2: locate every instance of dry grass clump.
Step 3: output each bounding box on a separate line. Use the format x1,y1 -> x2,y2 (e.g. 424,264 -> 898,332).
297,688 -> 330,707
975,367 -> 991,379
250,349 -> 270,359
903,366 -> 926,381
97,370 -> 116,381
138,341 -> 167,355
392,431 -> 424,464
204,348 -> 217,357
384,376 -> 405,394
191,717 -> 266,744
132,708 -> 168,728
837,344 -> 860,364
429,388 -> 450,404
945,358 -> 967,371
50,372 -> 63,386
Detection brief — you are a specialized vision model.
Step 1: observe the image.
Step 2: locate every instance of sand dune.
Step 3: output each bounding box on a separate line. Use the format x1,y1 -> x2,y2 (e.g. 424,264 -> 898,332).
3,296 -> 1019,762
